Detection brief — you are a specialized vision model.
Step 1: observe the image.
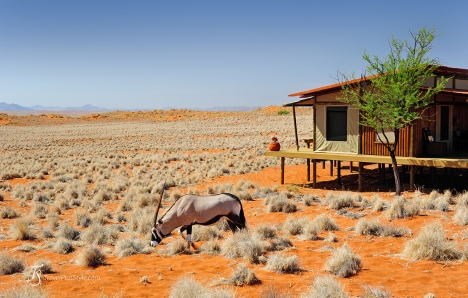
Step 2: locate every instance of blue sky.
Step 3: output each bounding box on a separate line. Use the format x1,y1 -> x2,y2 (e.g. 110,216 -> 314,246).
1,1 -> 467,110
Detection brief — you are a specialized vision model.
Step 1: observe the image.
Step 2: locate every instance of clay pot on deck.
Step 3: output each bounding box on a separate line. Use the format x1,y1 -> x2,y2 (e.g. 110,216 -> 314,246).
269,137 -> 281,151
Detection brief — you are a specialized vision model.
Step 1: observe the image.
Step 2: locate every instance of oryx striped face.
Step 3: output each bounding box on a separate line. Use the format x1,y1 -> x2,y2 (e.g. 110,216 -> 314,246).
151,226 -> 163,247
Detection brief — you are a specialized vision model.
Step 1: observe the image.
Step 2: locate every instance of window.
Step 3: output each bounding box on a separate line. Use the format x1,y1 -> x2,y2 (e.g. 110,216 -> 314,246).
375,128 -> 395,143
326,106 -> 347,141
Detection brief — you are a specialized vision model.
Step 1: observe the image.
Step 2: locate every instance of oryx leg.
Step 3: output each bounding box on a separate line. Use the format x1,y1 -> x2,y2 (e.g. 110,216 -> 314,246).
226,213 -> 246,232
179,226 -> 187,240
186,225 -> 193,250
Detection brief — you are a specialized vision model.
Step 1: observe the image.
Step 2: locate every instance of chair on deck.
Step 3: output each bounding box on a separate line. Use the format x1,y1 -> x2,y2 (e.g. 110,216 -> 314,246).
422,128 -> 447,157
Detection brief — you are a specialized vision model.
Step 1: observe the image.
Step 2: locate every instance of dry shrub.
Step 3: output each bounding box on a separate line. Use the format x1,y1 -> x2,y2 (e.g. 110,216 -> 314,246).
82,224 -> 120,245
386,196 -> 420,220
403,221 -> 462,261
8,218 -> 35,240
77,245 -> 107,268
325,243 -> 362,277
41,228 -> 54,239
222,230 -> 264,263
199,240 -> 221,255
357,219 -> 410,237
260,284 -> 292,298
58,223 -> 80,240
300,222 -> 319,241
312,214 -> 339,231
454,205 -> 468,226
163,238 -> 190,255
31,203 -> 48,219
229,263 -> 260,286
53,238 -> 74,254
13,243 -> 38,252
282,216 -> 308,236
324,232 -> 338,242
1,285 -> 48,298
268,237 -> 293,252
362,284 -> 392,298
302,194 -> 318,206
304,275 -> 349,298
115,236 -> 153,258
33,259 -> 53,274
265,253 -> 301,274
254,224 -> 277,240
0,207 -> 20,219
267,195 -> 297,213
193,225 -> 222,241
371,195 -> 386,213
0,254 -> 25,275
169,276 -> 235,298
325,192 -> 354,210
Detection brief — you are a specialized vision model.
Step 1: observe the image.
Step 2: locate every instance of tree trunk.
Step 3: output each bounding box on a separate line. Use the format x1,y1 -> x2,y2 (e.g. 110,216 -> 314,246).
389,151 -> 401,196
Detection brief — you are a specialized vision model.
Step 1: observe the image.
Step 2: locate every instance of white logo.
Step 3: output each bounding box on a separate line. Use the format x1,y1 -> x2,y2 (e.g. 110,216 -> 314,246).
27,264 -> 43,286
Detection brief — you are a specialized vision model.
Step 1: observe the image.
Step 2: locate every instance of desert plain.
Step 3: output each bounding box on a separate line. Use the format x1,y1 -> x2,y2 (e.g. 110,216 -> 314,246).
1,107 -> 468,297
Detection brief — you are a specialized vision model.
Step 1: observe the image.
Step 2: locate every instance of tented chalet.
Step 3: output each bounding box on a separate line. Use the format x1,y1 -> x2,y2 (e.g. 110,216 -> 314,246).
266,65 -> 468,191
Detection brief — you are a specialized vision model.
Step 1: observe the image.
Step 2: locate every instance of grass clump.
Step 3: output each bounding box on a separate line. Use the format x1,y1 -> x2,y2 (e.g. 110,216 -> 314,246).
76,245 -> 107,268
53,238 -> 74,254
199,240 -> 222,255
386,196 -> 420,220
192,225 -> 222,241
312,214 -> 339,231
267,195 -> 297,213
254,224 -> 277,240
0,207 -> 20,219
282,216 -> 308,236
169,276 -> 235,298
356,218 -> 410,237
0,253 -> 25,275
325,192 -> 355,210
229,263 -> 260,286
362,284 -> 392,298
163,238 -> 191,255
115,236 -> 153,258
1,285 -> 48,298
222,230 -> 264,264
403,221 -> 462,261
304,275 -> 349,298
8,218 -> 35,240
57,223 -> 80,241
325,243 -> 362,277
260,284 -> 292,298
266,253 -> 301,274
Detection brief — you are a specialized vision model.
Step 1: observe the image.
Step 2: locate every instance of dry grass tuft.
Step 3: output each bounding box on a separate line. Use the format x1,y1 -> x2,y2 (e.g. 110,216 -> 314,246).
115,236 -> 153,258
1,285 -> 48,298
312,214 -> 339,231
33,259 -> 53,274
356,218 -> 409,237
229,263 -> 260,286
163,238 -> 191,255
254,224 -> 277,240
0,207 -> 20,219
386,196 -> 420,220
282,216 -> 308,236
265,253 -> 301,274
192,225 -> 222,241
8,218 -> 35,240
169,276 -> 235,298
267,195 -> 297,213
222,230 -> 264,263
304,275 -> 349,298
199,240 -> 222,255
403,221 -> 462,261
362,284 -> 392,298
325,243 -> 362,277
76,245 -> 107,268
57,223 -> 80,240
325,192 -> 355,210
0,253 -> 25,275
53,238 -> 74,254
260,284 -> 292,298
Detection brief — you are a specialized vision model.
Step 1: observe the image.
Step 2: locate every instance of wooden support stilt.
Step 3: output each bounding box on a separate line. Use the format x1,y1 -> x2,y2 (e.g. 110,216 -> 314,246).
410,165 -> 415,191
337,161 -> 341,185
307,159 -> 310,181
313,159 -> 317,188
281,157 -> 285,185
322,160 -> 326,169
350,161 -> 353,173
330,161 -> 334,176
358,162 -> 363,192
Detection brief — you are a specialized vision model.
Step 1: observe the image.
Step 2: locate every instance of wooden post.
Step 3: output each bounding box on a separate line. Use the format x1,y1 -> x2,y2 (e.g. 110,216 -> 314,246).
410,165 -> 415,191
307,159 -> 310,181
313,159 -> 317,188
350,161 -> 354,173
293,104 -> 299,151
337,161 -> 341,185
322,160 -> 326,169
358,162 -> 363,192
330,160 -> 334,176
281,157 -> 285,185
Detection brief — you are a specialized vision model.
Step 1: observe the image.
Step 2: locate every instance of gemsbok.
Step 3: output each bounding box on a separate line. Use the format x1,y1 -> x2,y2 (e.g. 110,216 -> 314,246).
150,188 -> 246,250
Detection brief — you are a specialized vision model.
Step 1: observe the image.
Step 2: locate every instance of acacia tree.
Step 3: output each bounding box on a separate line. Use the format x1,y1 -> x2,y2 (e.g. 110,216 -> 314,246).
338,26 -> 449,195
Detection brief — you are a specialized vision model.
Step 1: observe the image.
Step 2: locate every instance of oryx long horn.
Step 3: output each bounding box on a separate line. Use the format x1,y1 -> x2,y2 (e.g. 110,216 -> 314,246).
153,182 -> 165,226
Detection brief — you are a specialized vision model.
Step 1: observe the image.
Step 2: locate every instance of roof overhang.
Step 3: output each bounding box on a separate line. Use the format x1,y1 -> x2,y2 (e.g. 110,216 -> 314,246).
283,96 -> 314,107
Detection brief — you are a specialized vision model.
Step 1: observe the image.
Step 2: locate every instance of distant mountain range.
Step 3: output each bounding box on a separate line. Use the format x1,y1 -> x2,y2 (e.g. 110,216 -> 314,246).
0,102 -> 262,112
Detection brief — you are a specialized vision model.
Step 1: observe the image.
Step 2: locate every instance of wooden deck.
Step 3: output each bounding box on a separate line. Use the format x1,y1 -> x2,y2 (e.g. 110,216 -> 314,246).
265,148 -> 468,191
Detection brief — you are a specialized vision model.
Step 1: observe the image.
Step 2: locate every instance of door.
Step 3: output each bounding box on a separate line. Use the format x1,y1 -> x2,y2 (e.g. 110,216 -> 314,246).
436,105 -> 452,150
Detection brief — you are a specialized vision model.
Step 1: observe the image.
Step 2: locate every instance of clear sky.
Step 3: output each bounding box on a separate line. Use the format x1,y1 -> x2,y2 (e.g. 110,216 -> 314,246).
1,1 -> 467,110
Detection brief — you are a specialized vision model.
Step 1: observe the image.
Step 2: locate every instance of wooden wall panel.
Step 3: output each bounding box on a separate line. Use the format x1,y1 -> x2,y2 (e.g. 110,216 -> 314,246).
361,126 -> 411,157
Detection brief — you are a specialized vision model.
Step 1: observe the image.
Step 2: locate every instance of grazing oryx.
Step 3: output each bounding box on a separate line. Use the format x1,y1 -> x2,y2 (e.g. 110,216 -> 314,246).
150,190 -> 246,250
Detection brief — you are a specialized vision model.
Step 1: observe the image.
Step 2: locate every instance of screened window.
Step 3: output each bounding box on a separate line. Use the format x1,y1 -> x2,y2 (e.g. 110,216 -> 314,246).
326,106 -> 347,141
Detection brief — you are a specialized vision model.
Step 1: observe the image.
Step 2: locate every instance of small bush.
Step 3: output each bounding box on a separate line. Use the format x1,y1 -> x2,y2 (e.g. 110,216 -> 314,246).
260,283 -> 292,298
0,254 -> 25,275
386,196 -> 419,220
356,218 -> 409,237
58,223 -> 80,240
169,276 -> 235,298
304,275 -> 349,298
222,230 -> 264,264
254,224 -> 277,240
325,192 -> 354,210
302,194 -> 318,206
282,216 -> 308,236
229,263 -> 260,286
265,253 -> 301,274
163,238 -> 190,255
33,259 -> 53,274
53,238 -> 74,254
13,243 -> 38,252
199,240 -> 222,255
268,196 -> 297,213
192,225 -> 222,241
277,110 -> 290,115
362,284 -> 392,298
82,224 -> 120,246
77,245 -> 107,268
268,236 -> 293,252
0,207 -> 20,219
115,236 -> 153,258
454,206 -> 468,226
325,244 -> 362,277
312,214 -> 339,231
403,221 -> 462,261
8,218 -> 35,240
1,285 -> 48,298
